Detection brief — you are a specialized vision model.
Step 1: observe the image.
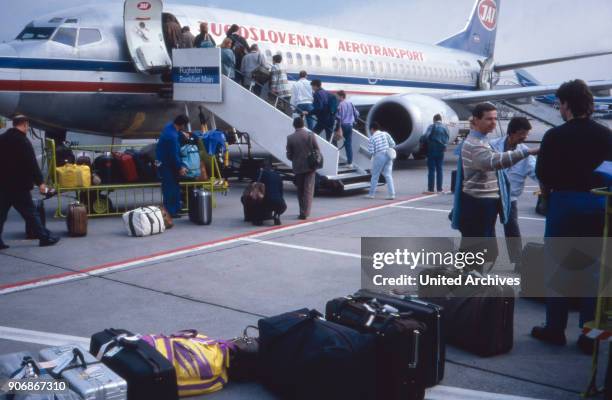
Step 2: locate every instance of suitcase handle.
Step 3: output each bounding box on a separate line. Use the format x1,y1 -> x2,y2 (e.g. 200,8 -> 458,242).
9,356 -> 41,378
55,348 -> 88,376
409,330 -> 420,369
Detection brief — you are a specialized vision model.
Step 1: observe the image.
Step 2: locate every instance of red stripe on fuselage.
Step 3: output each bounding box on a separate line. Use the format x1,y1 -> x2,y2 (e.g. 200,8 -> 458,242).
0,80 -> 169,93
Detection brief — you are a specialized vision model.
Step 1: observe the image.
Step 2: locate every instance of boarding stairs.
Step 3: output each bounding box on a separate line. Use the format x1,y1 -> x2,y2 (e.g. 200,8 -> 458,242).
200,76 -> 372,193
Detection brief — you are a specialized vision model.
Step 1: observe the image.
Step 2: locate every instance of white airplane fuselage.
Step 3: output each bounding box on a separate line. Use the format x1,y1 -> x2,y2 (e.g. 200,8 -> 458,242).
0,2 -> 486,146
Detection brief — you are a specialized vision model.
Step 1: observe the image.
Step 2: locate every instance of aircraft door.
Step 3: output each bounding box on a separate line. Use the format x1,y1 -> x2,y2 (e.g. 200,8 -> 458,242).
124,0 -> 172,74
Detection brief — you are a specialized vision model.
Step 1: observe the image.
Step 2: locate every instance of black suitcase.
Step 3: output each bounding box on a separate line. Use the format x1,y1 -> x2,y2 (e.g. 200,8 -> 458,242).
94,154 -> 120,184
90,328 -> 178,400
354,289 -> 445,387
258,308 -> 377,400
325,298 -> 426,400
419,267 -> 514,357
188,189 -> 212,225
25,199 -> 46,239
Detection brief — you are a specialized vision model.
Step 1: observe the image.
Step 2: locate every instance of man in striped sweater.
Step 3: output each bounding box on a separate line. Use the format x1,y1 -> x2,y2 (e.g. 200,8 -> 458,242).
457,103 -> 539,239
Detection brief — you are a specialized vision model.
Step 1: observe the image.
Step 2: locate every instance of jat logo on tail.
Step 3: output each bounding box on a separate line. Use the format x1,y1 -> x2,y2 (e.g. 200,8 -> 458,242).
137,2 -> 152,10
478,0 -> 497,31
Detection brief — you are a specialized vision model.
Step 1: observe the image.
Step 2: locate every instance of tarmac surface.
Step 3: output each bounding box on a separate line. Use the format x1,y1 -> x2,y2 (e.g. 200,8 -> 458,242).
0,121 -> 611,399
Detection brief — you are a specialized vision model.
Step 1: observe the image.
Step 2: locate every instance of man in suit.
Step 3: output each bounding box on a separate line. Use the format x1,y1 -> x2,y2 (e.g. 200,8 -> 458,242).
0,114 -> 60,249
286,117 -> 319,220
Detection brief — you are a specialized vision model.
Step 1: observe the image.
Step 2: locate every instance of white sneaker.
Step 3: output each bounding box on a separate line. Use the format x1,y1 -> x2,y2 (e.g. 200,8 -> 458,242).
365,194 -> 375,199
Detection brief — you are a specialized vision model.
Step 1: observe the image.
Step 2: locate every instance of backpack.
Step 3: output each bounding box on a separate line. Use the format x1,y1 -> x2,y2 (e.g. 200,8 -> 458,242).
328,93 -> 339,115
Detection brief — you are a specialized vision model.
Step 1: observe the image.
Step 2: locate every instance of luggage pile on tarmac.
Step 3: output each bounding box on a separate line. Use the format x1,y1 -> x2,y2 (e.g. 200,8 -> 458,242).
0,282 -> 522,400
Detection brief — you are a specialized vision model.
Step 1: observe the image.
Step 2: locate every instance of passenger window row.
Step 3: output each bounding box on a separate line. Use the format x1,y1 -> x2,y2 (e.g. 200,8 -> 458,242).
261,48 -> 471,82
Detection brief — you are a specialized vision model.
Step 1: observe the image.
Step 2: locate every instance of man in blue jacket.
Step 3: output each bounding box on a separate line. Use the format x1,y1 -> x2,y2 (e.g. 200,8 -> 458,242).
490,117 -> 537,269
309,80 -> 336,142
422,114 -> 449,194
156,115 -> 189,217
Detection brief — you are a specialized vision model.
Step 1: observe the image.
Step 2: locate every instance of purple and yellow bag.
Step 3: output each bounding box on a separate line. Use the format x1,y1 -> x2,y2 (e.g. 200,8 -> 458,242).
141,330 -> 231,397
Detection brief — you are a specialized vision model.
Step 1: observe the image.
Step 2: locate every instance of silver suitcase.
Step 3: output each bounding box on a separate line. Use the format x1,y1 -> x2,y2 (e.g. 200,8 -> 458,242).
38,345 -> 127,400
0,351 -> 80,400
189,189 -> 212,225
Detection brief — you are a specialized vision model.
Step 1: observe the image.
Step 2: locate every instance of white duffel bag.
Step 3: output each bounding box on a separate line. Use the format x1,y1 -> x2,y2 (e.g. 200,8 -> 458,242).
122,206 -> 165,237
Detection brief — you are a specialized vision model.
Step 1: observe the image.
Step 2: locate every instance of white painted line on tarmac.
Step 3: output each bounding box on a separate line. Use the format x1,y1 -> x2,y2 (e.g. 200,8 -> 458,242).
0,325 -> 546,400
426,385 -> 546,400
241,238 -> 361,258
0,194 -> 437,296
391,205 -> 546,222
0,326 -> 90,348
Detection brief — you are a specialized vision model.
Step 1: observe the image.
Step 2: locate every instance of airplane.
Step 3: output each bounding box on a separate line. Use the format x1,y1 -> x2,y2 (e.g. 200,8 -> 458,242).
515,68 -> 612,113
1,0 -> 612,155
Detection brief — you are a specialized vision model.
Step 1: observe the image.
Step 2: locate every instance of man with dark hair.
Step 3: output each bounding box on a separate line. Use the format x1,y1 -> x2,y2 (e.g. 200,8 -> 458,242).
422,114 -> 450,194
291,71 -> 314,130
335,90 -> 359,166
490,116 -> 537,268
226,24 -> 249,73
0,115 -> 59,249
156,115 -> 189,218
309,80 -> 336,142
531,80 -> 612,353
286,117 -> 319,220
451,103 -> 538,241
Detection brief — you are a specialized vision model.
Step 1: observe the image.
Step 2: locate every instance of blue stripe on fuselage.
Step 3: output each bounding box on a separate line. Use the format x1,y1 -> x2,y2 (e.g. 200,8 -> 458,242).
0,57 -> 476,91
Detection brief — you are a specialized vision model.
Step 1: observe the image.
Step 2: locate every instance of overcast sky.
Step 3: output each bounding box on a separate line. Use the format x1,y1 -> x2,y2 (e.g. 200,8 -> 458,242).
1,0 -> 611,84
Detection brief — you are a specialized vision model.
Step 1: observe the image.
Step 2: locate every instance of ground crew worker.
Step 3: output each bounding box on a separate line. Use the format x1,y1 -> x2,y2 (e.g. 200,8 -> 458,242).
0,114 -> 59,249
156,115 -> 189,218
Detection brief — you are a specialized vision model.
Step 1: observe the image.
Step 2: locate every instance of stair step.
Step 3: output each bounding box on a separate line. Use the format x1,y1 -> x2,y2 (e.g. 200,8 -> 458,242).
342,182 -> 371,191
325,172 -> 369,181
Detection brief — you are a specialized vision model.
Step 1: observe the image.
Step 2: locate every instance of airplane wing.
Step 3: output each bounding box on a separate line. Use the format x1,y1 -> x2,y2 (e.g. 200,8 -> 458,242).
493,50 -> 612,73
441,80 -> 612,105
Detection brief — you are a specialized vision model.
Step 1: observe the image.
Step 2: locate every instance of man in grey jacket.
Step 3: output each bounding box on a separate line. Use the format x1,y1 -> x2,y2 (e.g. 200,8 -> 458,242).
287,117 -> 319,220
240,44 -> 268,94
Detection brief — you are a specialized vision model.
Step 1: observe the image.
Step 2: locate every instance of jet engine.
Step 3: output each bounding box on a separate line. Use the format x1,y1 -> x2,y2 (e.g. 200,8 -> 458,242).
366,94 -> 460,154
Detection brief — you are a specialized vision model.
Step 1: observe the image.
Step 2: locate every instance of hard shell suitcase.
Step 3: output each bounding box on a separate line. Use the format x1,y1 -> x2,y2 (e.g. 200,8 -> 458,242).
325,298 -> 426,400
113,152 -> 138,183
66,202 -> 87,237
0,351 -> 81,400
25,199 -> 45,239
354,289 -> 445,387
189,189 -> 212,225
90,328 -> 179,400
258,308 -> 377,400
419,267 -> 514,357
39,344 -> 127,400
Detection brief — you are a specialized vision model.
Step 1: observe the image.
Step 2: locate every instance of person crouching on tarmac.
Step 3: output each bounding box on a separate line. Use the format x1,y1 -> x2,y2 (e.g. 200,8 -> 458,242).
156,115 -> 189,218
0,114 -> 60,249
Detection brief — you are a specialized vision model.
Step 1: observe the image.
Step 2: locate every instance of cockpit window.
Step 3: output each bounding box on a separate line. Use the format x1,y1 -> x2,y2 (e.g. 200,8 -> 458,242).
16,26 -> 57,40
65,18 -> 78,24
52,27 -> 77,47
78,29 -> 102,46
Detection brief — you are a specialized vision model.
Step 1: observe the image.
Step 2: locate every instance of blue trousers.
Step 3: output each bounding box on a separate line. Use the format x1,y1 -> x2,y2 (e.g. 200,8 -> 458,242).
369,152 -> 395,197
341,124 -> 353,164
159,167 -> 181,216
296,103 -> 315,130
427,153 -> 444,192
543,191 -> 604,332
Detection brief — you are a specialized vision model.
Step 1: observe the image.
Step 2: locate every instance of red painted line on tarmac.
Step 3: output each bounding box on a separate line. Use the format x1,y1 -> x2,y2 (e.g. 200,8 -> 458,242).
0,194 -> 433,293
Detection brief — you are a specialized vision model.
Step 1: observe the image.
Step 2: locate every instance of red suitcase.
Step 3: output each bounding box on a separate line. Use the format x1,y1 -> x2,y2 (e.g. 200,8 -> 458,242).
113,152 -> 138,182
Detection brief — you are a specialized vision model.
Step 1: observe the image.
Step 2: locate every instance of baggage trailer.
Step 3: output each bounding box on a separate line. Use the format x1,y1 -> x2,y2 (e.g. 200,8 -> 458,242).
44,139 -> 228,217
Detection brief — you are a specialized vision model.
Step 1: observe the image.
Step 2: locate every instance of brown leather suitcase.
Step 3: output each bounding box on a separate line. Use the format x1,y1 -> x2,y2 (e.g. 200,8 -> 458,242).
67,202 -> 88,237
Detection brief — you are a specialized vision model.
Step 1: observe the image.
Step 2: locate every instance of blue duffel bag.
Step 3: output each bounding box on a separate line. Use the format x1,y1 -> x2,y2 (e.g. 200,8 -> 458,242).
180,144 -> 201,179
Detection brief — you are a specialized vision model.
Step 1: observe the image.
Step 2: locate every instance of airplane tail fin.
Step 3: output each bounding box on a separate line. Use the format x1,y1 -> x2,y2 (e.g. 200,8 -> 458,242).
514,69 -> 540,87
437,0 -> 500,58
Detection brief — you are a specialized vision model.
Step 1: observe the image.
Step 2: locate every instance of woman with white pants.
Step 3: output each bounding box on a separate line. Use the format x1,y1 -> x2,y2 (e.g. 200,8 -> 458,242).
366,122 -> 396,199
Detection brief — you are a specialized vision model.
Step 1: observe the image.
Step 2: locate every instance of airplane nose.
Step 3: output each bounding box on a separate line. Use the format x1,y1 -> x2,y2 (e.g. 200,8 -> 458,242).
0,43 -> 20,118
